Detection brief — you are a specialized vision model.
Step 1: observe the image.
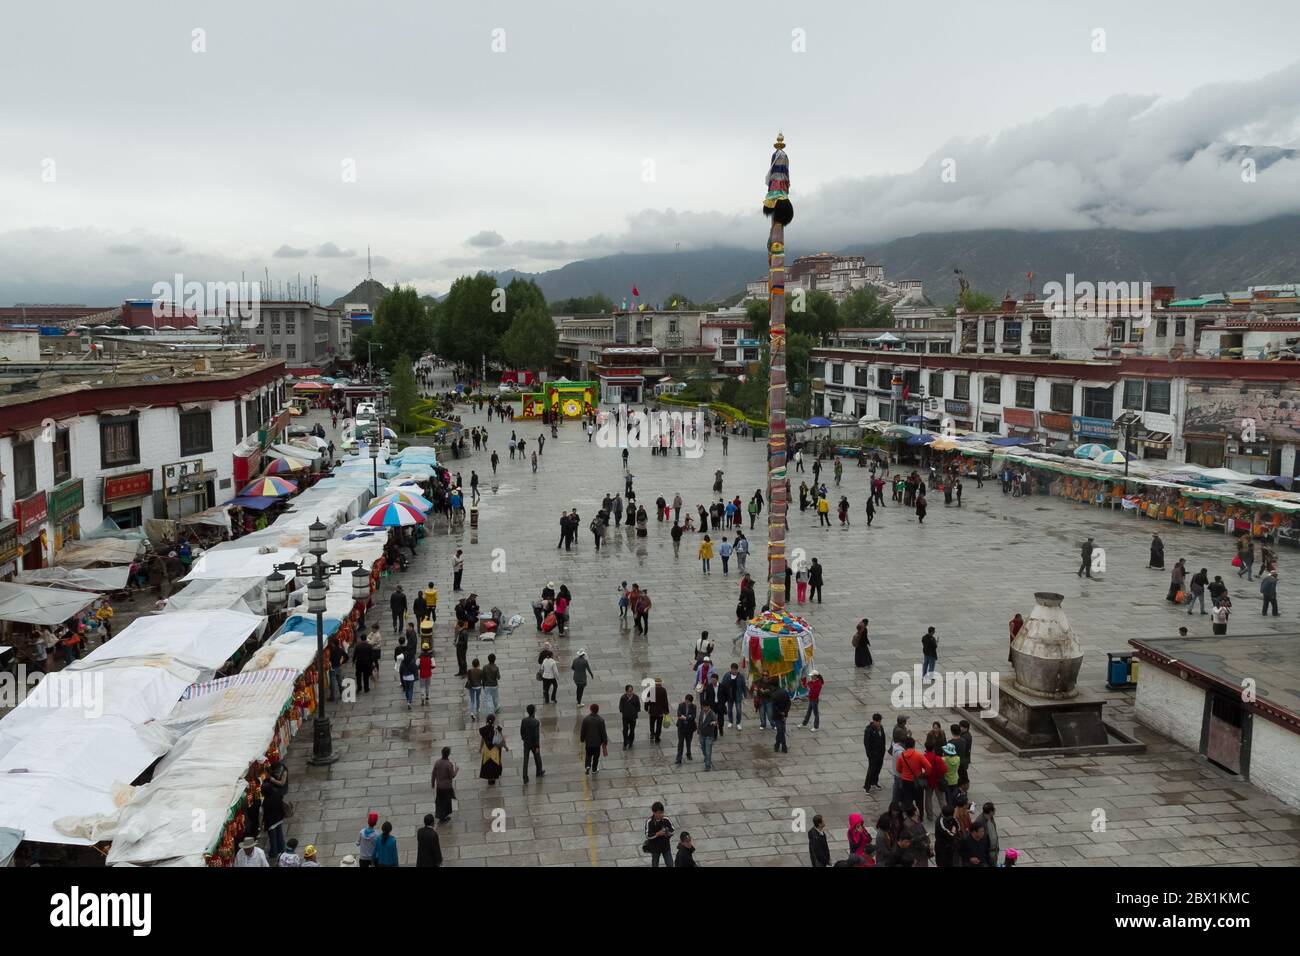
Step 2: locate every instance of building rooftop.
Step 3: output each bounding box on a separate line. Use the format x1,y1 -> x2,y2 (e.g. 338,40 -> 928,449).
1129,633 -> 1300,730
0,354 -> 284,406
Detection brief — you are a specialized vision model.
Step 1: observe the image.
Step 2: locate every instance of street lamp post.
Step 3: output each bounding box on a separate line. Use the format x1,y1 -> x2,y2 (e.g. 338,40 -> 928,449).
264,517 -> 371,766
369,438 -> 380,498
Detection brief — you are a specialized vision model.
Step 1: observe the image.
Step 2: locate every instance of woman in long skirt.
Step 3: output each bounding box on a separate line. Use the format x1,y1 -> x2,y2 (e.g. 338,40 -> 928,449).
853,619 -> 873,668
479,715 -> 506,786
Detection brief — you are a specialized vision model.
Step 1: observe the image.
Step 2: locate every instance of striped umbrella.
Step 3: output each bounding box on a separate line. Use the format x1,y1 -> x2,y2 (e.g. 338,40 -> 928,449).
1074,443 -> 1111,460
238,476 -> 298,497
264,456 -> 309,475
359,499 -> 426,527
369,490 -> 432,511
1095,449 -> 1129,465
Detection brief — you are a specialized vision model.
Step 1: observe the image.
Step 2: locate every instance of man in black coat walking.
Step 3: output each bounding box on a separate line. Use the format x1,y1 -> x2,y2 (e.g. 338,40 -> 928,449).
863,713 -> 886,792
1078,537 -> 1095,578
416,813 -> 443,867
807,558 -> 824,603
808,815 -> 831,867
619,684 -> 642,749
520,704 -> 544,783
390,585 -> 407,634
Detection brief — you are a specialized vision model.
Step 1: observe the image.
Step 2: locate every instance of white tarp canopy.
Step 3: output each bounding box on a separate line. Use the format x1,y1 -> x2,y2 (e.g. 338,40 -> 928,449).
0,581 -> 100,626
15,566 -> 129,592
174,505 -> 233,532
56,537 -> 143,569
162,576 -> 266,615
181,547 -> 299,582
0,661 -> 197,846
71,609 -> 264,673
0,720 -> 173,846
102,668 -> 300,865
269,442 -> 322,461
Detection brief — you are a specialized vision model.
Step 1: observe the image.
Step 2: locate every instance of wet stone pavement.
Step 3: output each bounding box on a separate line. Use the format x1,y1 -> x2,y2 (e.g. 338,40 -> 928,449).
283,405 -> 1300,867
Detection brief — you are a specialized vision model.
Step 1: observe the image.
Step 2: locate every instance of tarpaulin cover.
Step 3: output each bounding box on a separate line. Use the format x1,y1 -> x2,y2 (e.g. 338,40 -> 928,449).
0,581 -> 99,625
0,661 -> 197,846
72,608 -> 264,672
56,536 -> 144,569
15,566 -> 128,591
103,668 -> 300,865
162,576 -> 266,615
182,547 -> 299,582
175,505 -> 233,531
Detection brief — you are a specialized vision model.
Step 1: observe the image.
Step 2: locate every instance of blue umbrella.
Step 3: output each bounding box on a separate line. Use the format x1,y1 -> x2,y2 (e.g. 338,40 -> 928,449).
1074,443 -> 1110,460
806,416 -> 833,427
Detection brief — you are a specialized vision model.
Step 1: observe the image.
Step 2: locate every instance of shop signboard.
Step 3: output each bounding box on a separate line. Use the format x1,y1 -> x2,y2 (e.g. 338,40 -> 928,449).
104,470 -> 154,502
1072,415 -> 1117,440
49,479 -> 85,522
15,492 -> 48,535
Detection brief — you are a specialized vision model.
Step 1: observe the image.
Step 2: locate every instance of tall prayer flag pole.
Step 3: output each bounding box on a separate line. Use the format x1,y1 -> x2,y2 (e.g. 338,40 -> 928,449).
763,132 -> 793,609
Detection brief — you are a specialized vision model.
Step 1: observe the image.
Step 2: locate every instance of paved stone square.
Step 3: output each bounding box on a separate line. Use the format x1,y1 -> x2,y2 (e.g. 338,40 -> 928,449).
284,404 -> 1300,866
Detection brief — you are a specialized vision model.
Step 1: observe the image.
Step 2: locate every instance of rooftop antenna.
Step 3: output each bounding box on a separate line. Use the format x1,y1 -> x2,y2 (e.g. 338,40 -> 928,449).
367,246 -> 373,284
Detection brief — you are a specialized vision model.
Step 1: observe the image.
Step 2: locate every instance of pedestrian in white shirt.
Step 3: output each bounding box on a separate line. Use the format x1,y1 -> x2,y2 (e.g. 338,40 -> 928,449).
278,838 -> 302,868
233,836 -> 269,867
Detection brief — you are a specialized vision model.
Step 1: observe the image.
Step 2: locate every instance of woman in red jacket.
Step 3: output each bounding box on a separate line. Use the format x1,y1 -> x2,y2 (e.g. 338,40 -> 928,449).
846,812 -> 875,864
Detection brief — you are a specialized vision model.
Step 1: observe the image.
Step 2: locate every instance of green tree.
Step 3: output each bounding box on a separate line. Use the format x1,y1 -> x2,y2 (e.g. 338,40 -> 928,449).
351,323 -> 374,364
551,293 -> 615,315
681,364 -> 714,402
439,273 -> 500,365
371,286 -> 433,370
839,286 -> 893,328
501,303 -> 559,371
790,289 -> 840,343
958,289 -> 998,312
745,298 -> 770,340
388,353 -> 418,431
502,277 -> 547,328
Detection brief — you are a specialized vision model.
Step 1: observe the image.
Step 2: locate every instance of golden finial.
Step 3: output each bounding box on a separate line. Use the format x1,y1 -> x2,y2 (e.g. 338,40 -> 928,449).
774,131 -> 786,150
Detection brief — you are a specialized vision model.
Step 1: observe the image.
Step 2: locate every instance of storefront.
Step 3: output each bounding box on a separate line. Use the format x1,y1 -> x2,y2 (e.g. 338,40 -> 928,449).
49,478 -> 85,553
14,492 -> 48,571
1072,415 -> 1118,444
1184,433 -> 1226,468
1038,413 -> 1074,442
944,400 -> 973,432
103,470 -> 154,529
163,459 -> 216,519
600,375 -> 644,405
1003,407 -> 1036,440
0,520 -> 20,582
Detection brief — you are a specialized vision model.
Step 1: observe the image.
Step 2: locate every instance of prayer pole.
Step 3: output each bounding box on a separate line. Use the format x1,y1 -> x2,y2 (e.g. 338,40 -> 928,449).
762,132 -> 793,609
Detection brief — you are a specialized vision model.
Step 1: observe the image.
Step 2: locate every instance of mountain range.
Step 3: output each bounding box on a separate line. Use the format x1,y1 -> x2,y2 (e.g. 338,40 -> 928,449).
470,215 -> 1300,309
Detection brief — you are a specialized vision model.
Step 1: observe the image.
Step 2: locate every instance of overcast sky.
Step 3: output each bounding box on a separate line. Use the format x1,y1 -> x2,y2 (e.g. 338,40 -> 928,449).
2,0 -> 1299,303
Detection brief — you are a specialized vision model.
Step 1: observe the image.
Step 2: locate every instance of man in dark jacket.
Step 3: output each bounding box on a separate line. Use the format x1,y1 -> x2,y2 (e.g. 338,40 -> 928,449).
353,638 -> 373,695
863,713 -> 887,791
412,589 -> 428,627
416,813 -> 443,867
674,832 -> 698,867
1261,571 -> 1280,616
807,558 -> 824,603
808,815 -> 831,867
1078,537 -> 1094,578
770,685 -> 790,753
719,663 -> 748,729
580,703 -> 609,774
618,684 -> 642,749
520,704 -> 544,783
959,820 -> 991,866
390,585 -> 407,634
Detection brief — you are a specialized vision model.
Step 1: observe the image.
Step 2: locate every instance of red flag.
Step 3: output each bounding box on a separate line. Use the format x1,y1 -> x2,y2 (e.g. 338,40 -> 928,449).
903,384 -> 910,400
632,285 -> 639,297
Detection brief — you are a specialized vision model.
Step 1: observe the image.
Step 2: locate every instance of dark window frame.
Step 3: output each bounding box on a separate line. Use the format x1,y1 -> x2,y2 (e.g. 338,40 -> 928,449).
953,375 -> 970,401
1145,380 -> 1171,415
1049,382 -> 1074,414
1015,379 -> 1036,409
13,439 -> 37,499
179,408 -> 214,457
1123,379 -> 1144,411
982,376 -> 1002,405
53,428 -> 72,484
100,416 -> 141,468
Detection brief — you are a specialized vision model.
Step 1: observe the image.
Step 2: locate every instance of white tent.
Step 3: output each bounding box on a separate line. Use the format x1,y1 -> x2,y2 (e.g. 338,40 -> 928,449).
71,609 -> 264,673
0,581 -> 99,626
162,576 -> 266,615
181,547 -> 299,582
56,537 -> 143,569
102,668 -> 301,865
16,566 -> 129,592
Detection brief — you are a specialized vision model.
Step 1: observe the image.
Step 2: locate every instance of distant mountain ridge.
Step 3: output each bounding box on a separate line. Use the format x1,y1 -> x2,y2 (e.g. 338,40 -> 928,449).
481,215 -> 1300,308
